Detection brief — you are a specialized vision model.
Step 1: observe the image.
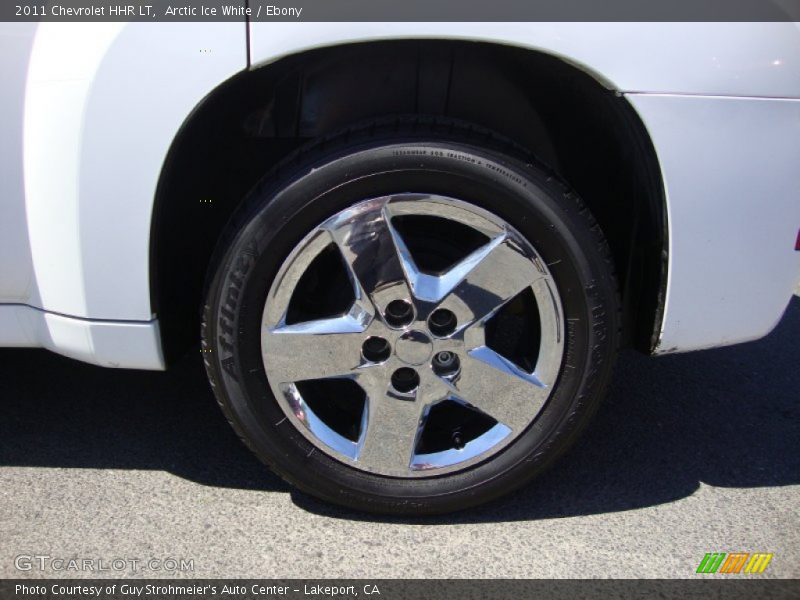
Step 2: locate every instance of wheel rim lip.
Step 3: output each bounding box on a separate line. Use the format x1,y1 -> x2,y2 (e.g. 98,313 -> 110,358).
260,193 -> 565,478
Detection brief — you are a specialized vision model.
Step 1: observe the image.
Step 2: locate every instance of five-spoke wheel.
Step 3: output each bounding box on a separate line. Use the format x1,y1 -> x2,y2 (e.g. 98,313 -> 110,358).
262,195 -> 564,476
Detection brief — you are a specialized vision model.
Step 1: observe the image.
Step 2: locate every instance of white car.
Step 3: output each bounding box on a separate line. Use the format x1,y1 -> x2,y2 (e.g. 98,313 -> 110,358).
1,22 -> 799,514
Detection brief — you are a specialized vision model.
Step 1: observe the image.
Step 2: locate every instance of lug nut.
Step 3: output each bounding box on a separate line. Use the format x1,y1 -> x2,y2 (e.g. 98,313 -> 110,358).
362,336 -> 391,363
391,367 -> 420,394
428,308 -> 457,337
432,351 -> 460,377
384,299 -> 414,328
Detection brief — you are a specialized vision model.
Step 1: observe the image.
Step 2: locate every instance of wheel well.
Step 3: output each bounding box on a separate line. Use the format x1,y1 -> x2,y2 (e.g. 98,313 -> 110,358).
152,40 -> 667,364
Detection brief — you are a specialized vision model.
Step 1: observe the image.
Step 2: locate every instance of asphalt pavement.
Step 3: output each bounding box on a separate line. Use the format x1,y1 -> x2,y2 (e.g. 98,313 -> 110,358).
0,296 -> 798,579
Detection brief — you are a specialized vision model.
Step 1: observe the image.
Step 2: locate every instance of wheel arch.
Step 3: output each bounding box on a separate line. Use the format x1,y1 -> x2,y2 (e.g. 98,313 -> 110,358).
151,39 -> 668,364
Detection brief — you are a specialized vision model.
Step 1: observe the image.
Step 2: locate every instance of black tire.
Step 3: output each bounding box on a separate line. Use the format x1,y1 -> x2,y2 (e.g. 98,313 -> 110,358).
202,117 -> 620,515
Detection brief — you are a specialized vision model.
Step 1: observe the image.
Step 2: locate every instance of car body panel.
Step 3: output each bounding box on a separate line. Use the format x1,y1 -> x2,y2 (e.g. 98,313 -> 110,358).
628,93 -> 800,352
249,22 -> 800,98
0,303 -> 164,369
4,22 -> 246,319
0,22 -> 799,368
0,23 -> 36,302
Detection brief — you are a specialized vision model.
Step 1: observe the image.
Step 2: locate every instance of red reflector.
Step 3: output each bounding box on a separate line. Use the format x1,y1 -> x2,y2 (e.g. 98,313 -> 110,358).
796,229 -> 800,251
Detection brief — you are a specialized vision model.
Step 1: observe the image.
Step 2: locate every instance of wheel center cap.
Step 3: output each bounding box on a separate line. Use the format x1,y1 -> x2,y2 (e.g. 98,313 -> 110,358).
395,331 -> 433,366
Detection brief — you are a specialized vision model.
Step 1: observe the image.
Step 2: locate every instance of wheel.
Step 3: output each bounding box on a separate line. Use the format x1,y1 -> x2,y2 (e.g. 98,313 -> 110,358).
202,118 -> 619,515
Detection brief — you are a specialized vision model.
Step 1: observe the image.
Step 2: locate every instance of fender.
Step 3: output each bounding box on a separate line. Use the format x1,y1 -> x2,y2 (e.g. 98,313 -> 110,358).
249,23 -> 800,353
22,22 -> 246,320
22,21 -> 800,323
248,22 -> 800,97
6,22 -> 800,368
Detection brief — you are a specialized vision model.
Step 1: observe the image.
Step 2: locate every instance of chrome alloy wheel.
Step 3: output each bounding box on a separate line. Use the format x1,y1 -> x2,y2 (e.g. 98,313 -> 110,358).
261,194 -> 564,477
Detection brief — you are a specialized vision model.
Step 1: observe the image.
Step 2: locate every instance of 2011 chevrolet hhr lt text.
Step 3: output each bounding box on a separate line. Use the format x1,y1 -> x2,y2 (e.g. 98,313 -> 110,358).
1,22 -> 799,514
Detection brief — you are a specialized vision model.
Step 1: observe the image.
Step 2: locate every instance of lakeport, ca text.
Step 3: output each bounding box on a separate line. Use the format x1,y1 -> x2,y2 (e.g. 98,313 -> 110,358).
15,584 -> 380,597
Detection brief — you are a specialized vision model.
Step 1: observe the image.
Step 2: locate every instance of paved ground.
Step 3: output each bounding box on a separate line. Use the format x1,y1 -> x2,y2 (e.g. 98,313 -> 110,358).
0,296 -> 797,579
